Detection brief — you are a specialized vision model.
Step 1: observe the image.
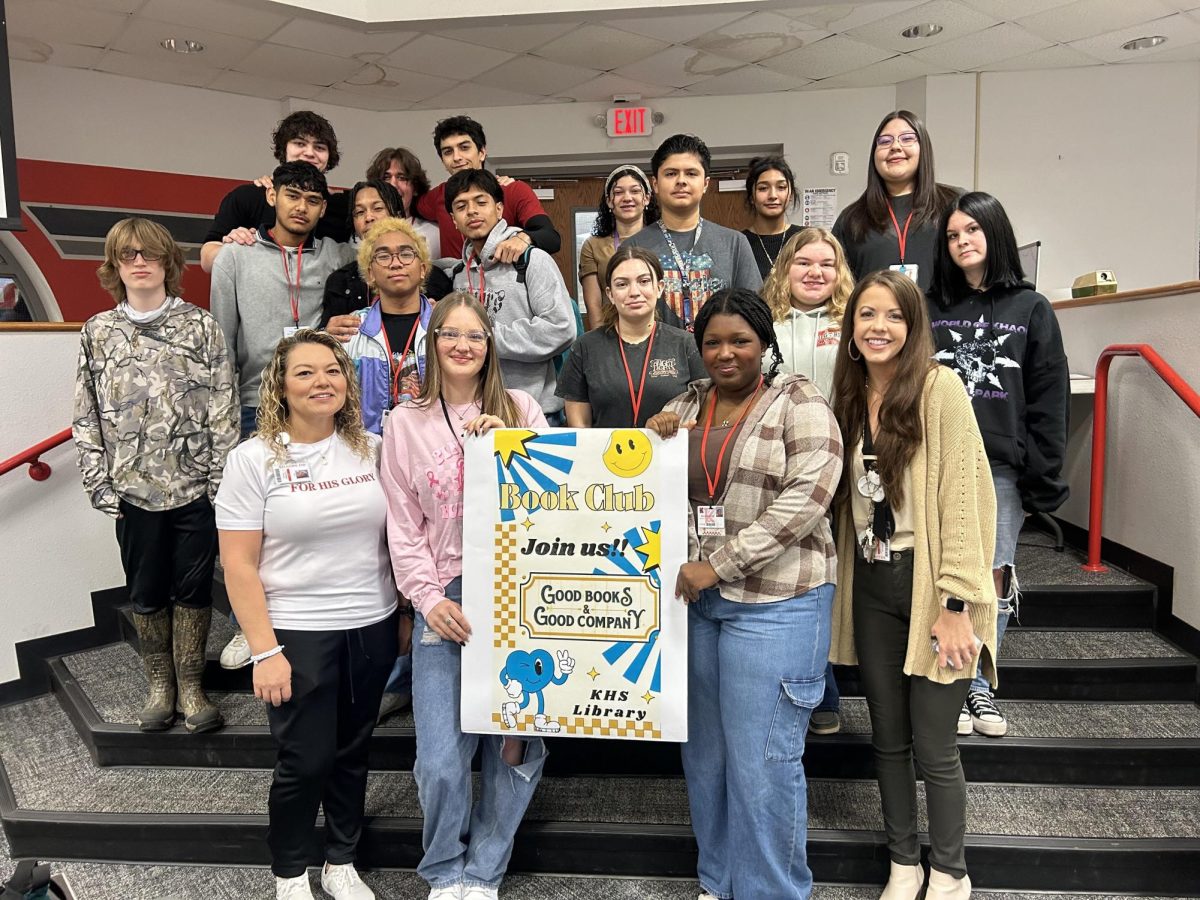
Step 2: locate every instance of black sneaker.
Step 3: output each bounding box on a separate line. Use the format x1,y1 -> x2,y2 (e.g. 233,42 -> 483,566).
966,689 -> 1007,737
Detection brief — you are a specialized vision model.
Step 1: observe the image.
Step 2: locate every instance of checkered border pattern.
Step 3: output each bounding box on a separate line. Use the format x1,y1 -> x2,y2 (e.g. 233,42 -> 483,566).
494,523 -> 520,649
489,712 -> 661,739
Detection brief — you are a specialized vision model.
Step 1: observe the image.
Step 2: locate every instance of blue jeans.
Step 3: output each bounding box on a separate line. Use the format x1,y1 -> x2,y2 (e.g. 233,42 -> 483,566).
412,576 -> 548,890
971,463 -> 1023,694
681,583 -> 834,900
239,404 -> 258,440
816,661 -> 840,713
384,653 -> 412,696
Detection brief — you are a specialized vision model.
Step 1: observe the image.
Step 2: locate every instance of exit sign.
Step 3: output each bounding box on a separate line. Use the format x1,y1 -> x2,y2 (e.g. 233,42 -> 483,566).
607,106 -> 654,138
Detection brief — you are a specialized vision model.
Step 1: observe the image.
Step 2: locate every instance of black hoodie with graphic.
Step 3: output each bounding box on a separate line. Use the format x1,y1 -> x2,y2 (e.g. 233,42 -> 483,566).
927,283 -> 1070,512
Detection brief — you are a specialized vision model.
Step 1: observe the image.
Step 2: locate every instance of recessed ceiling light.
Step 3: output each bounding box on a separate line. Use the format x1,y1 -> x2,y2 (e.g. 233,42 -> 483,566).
1122,35 -> 1167,51
160,38 -> 204,54
901,23 -> 944,39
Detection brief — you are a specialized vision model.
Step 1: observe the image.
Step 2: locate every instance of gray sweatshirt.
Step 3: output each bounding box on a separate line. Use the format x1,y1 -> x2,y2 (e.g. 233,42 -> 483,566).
210,228 -> 354,406
453,220 -> 577,414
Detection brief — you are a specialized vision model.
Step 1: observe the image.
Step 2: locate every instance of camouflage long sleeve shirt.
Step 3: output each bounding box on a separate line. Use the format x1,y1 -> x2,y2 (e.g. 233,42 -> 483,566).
72,299 -> 238,517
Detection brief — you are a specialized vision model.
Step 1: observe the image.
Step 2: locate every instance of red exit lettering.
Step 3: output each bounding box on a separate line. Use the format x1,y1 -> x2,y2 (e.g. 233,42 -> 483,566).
607,107 -> 652,138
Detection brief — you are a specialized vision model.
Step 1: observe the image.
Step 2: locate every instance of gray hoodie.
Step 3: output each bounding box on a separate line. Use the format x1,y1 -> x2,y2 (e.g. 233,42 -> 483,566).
210,227 -> 354,406
770,304 -> 841,400
453,219 -> 576,414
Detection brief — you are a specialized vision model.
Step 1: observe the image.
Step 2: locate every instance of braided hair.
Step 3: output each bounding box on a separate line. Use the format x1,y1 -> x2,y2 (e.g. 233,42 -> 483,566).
693,288 -> 784,386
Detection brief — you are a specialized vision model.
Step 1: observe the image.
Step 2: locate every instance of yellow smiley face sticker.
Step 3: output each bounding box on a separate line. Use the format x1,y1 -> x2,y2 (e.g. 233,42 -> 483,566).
602,429 -> 653,478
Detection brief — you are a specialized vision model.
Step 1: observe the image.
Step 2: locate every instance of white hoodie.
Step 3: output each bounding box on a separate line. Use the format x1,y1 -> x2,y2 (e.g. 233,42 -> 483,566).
771,305 -> 840,400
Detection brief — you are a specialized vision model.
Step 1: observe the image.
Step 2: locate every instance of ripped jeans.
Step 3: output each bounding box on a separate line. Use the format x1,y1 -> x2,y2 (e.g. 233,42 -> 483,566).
412,576 -> 548,891
681,583 -> 834,900
971,462 -> 1024,694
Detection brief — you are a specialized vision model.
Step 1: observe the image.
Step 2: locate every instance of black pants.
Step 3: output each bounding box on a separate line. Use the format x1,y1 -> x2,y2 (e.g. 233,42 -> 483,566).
115,496 -> 217,615
266,613 -> 398,877
852,551 -> 972,879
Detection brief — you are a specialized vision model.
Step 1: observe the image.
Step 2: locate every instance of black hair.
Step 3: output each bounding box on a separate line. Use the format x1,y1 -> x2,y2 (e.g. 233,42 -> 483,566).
693,288 -> 783,385
930,191 -> 1027,305
433,115 -> 487,158
271,111 -> 340,172
271,161 -> 329,199
346,179 -> 405,229
444,168 -> 503,214
744,156 -> 798,212
650,134 -> 712,177
365,147 -> 431,206
592,167 -> 659,238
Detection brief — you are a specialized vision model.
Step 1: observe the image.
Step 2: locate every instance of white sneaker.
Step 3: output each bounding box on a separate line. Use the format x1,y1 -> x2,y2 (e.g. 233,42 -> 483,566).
534,713 -> 561,733
276,874 -> 315,899
220,630 -> 251,669
462,886 -> 499,900
320,862 -> 374,900
699,893 -> 721,900
428,886 -> 463,900
956,703 -> 972,736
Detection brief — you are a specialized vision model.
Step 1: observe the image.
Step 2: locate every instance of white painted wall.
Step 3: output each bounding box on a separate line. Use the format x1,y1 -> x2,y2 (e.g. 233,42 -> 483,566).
1055,293 -> 1200,631
0,332 -> 125,684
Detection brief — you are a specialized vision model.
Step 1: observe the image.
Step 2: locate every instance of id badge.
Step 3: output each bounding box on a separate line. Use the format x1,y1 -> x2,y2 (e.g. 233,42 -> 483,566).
874,538 -> 891,562
889,263 -> 918,284
283,326 -> 299,338
272,465 -> 312,486
697,505 -> 725,537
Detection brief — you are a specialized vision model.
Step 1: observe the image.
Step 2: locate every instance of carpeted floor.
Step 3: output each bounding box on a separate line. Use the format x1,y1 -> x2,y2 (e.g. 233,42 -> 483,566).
1013,532 -> 1142,587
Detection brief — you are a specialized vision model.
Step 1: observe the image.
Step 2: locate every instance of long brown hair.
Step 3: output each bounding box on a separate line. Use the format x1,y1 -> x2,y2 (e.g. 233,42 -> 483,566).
830,270 -> 935,508
601,245 -> 664,331
761,227 -> 853,326
414,292 -> 523,427
838,109 -> 959,243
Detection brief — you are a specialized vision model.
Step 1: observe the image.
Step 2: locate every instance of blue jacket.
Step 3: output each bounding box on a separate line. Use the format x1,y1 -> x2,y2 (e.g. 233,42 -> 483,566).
345,296 -> 434,434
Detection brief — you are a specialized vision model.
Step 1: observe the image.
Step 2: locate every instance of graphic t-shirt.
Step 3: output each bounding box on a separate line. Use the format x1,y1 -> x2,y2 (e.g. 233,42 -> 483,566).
215,432 -> 395,630
380,311 -> 420,391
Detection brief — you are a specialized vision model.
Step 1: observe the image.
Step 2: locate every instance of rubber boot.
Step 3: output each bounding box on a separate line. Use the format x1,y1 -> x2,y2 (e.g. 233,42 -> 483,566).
132,609 -> 176,732
926,868 -> 971,900
173,605 -> 224,734
880,861 -> 925,900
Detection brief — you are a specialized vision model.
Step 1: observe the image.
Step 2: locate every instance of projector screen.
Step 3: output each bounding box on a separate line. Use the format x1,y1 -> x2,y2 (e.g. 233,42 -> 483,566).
0,0 -> 21,231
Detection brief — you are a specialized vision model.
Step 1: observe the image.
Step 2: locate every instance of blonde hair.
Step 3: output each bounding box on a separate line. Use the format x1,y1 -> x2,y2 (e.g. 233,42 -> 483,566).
761,227 -> 852,326
414,292 -> 522,428
97,218 -> 186,304
356,216 -> 430,288
255,329 -> 373,463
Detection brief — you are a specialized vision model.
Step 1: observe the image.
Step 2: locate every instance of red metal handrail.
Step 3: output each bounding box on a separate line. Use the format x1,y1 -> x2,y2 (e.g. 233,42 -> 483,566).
0,428 -> 72,482
1085,344 -> 1200,572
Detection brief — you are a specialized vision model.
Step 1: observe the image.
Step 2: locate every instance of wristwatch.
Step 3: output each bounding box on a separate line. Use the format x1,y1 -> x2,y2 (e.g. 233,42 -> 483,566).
942,596 -> 966,613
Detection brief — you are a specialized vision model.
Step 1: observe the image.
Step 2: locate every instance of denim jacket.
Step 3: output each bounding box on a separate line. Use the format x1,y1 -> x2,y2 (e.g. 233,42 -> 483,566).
345,296 -> 434,434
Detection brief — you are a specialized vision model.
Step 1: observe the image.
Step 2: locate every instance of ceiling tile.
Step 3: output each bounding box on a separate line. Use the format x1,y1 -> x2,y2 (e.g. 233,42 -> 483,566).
675,63 -> 813,95
74,0 -> 144,10
235,42 -> 365,87
1018,0 -> 1175,42
138,0 -> 290,41
611,10 -> 750,45
337,65 -> 459,104
8,37 -> 105,68
110,17 -> 257,69
480,54 -> 601,95
534,24 -> 669,71
313,86 -> 415,112
94,47 -> 219,89
846,0 -> 1001,52
910,22 -> 1052,68
381,34 -> 515,81
761,34 -> 894,80
1069,12 -> 1200,62
808,52 -> 944,88
5,0 -> 129,48
614,45 -> 743,88
414,81 -> 547,111
958,0 -> 1076,19
207,70 -> 322,101
267,17 -> 418,57
687,12 -> 831,64
975,43 -> 1105,69
777,2 -> 925,32
561,72 -> 676,103
433,21 -> 577,54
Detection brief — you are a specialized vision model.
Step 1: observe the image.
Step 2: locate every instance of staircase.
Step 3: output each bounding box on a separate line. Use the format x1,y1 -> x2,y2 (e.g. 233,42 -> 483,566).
2,528 -> 1199,898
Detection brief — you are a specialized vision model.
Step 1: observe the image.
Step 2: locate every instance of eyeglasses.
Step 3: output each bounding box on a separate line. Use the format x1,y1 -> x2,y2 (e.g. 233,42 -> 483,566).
435,327 -> 489,346
875,132 -> 919,149
118,248 -> 163,263
371,247 -> 419,266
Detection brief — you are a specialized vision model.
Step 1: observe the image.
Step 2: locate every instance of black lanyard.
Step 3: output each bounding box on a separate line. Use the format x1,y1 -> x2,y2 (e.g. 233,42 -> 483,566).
861,411 -> 895,542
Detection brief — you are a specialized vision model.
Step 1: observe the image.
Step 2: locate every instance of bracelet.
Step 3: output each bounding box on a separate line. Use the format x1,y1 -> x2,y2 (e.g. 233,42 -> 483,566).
251,644 -> 285,665
518,231 -> 532,246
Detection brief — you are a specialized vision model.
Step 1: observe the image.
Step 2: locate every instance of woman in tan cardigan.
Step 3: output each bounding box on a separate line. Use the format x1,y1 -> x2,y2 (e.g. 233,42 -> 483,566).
829,270 -> 997,900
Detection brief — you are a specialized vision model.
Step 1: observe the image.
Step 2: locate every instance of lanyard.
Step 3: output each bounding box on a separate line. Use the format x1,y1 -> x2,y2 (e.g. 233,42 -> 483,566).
465,251 -> 486,304
380,315 -> 420,407
616,324 -> 657,425
861,409 -> 895,541
659,220 -> 703,324
270,231 -> 304,326
700,376 -> 762,501
885,201 -> 914,264
439,396 -> 464,451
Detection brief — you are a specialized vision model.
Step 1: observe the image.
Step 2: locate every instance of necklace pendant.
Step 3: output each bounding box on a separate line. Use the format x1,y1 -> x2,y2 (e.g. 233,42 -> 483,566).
720,419 -> 731,428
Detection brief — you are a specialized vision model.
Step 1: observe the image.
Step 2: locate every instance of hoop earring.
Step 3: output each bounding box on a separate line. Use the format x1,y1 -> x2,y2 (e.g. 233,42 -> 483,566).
847,341 -> 862,361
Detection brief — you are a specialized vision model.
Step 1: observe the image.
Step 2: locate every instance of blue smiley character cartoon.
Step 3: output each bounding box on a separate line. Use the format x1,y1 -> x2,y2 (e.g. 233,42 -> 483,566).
499,648 -> 575,733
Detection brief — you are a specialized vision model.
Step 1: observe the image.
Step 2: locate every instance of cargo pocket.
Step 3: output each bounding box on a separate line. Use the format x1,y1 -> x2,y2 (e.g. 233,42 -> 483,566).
764,674 -> 824,762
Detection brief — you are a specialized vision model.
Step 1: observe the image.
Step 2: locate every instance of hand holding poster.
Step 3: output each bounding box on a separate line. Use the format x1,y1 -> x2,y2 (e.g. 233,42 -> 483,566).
461,428 -> 688,742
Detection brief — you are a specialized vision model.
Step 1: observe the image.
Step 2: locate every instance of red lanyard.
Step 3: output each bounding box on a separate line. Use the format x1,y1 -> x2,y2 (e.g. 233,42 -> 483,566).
885,201 -> 914,264
700,376 -> 762,501
617,324 -> 656,425
270,231 -> 304,326
465,251 -> 486,304
380,318 -> 419,406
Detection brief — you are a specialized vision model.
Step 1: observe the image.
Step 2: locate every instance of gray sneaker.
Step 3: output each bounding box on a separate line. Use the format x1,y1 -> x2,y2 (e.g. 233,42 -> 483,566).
809,710 -> 840,735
